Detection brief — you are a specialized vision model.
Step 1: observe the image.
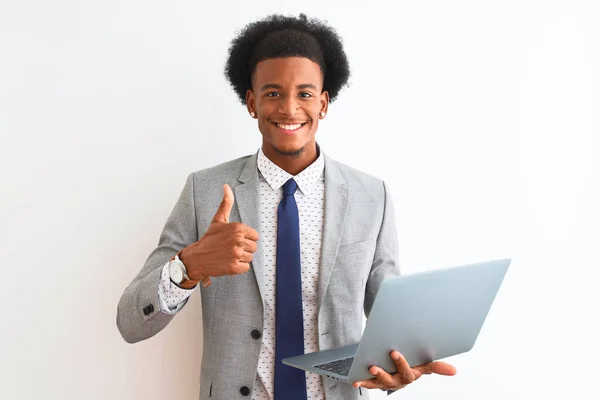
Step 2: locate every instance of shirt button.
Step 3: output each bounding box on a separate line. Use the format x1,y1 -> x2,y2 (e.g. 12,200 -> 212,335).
240,386 -> 250,396
251,329 -> 261,340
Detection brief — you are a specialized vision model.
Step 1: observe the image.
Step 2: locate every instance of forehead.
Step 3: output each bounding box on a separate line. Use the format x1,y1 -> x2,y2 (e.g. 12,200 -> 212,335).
252,57 -> 323,87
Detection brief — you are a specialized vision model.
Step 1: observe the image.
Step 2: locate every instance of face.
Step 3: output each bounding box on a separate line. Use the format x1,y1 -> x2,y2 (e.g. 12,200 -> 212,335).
246,57 -> 329,165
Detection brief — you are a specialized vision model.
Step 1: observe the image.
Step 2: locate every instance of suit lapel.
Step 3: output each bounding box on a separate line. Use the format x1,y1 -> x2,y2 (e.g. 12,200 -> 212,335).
232,152 -> 348,313
317,155 -> 349,313
233,153 -> 266,303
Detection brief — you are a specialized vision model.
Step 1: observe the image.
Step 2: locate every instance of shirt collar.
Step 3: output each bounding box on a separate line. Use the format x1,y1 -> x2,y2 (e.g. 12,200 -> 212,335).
257,146 -> 324,196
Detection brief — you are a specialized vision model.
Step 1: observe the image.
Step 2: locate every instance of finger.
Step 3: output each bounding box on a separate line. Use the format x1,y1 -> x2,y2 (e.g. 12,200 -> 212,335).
417,361 -> 457,376
412,368 -> 424,380
354,369 -> 398,390
201,276 -> 212,288
353,377 -> 380,390
241,239 -> 258,253
412,364 -> 433,376
234,260 -> 251,273
391,351 -> 412,374
212,184 -> 234,223
243,226 -> 260,241
391,352 -> 417,384
369,366 -> 396,387
238,251 -> 253,263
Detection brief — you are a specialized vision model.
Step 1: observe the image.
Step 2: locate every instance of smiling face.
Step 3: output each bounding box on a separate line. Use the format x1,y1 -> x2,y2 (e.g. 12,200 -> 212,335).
246,57 -> 329,173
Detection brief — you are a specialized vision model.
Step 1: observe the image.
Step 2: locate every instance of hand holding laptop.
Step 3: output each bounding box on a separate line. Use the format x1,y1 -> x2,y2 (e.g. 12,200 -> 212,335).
352,350 -> 456,391
283,259 -> 510,389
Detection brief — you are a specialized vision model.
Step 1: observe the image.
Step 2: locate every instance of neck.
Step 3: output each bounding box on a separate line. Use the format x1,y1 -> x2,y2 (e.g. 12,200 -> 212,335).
262,142 -> 318,175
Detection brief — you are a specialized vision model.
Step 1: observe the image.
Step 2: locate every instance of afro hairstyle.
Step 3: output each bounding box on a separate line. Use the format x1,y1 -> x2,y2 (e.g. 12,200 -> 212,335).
224,13 -> 350,105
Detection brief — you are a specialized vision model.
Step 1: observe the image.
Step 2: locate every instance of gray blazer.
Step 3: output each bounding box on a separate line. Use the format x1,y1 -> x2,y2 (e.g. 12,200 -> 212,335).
116,151 -> 400,399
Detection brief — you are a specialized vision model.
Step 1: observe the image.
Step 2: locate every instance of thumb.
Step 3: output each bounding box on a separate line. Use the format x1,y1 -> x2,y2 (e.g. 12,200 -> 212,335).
212,184 -> 234,223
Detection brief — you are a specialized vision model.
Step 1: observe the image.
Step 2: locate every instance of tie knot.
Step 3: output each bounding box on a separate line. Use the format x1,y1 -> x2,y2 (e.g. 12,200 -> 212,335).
282,179 -> 298,196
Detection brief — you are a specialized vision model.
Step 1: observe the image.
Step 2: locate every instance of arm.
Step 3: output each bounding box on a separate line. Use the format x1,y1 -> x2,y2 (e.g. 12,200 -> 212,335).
359,181 -> 456,393
364,181 -> 401,318
116,178 -> 259,344
116,173 -> 198,344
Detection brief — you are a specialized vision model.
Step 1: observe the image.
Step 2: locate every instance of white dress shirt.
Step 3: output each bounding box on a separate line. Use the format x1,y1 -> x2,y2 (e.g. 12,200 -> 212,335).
158,147 -> 326,399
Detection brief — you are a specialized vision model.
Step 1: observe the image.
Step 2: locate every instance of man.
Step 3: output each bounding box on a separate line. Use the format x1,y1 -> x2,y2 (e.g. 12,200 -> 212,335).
117,13 -> 456,399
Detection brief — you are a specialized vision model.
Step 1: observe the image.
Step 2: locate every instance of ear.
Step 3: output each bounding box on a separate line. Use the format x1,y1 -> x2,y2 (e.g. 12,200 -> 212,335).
320,91 -> 329,116
246,89 -> 256,115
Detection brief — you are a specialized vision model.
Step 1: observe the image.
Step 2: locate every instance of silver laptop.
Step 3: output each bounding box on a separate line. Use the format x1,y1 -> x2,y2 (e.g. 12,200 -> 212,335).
282,258 -> 511,384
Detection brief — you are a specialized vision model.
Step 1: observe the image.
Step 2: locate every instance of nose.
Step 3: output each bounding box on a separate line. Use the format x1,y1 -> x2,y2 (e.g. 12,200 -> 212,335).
278,95 -> 300,116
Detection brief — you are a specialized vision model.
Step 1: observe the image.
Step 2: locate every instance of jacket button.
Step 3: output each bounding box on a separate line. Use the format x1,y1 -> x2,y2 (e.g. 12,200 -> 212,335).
142,304 -> 154,316
240,386 -> 250,396
251,329 -> 261,339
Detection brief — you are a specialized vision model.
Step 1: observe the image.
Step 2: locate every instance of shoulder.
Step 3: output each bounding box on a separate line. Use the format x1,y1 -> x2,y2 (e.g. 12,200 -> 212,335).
325,154 -> 387,193
189,153 -> 254,182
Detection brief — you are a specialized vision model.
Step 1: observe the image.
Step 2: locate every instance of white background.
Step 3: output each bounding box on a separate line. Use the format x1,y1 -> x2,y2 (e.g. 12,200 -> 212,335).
1,1 -> 599,399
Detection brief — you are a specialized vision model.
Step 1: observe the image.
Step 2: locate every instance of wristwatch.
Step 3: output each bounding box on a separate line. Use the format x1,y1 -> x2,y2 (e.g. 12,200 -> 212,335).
168,254 -> 192,288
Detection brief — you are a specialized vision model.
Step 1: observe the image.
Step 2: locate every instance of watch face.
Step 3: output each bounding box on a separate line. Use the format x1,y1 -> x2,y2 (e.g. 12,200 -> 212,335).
169,262 -> 184,284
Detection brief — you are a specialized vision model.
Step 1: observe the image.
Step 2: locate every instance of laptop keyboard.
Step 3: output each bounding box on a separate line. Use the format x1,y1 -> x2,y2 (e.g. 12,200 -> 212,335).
314,357 -> 354,377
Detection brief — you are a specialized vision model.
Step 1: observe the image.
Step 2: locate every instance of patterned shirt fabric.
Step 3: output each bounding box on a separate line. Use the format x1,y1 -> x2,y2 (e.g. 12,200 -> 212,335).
158,261 -> 193,314
158,147 -> 326,399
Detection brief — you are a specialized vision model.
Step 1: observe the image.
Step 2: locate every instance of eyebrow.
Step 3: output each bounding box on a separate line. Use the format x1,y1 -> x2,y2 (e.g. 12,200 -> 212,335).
260,83 -> 318,92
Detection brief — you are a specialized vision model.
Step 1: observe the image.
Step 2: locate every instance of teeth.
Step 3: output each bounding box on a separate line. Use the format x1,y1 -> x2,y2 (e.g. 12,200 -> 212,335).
277,123 -> 303,131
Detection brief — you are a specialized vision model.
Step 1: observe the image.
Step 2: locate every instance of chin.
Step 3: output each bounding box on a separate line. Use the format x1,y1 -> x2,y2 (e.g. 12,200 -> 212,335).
273,143 -> 304,156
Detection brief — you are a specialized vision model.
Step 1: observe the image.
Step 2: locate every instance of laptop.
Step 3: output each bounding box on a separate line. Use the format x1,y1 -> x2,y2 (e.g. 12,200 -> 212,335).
282,258 -> 511,384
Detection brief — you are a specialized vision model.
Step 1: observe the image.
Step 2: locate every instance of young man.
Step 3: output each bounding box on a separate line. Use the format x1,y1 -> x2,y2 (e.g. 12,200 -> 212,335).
117,14 -> 455,399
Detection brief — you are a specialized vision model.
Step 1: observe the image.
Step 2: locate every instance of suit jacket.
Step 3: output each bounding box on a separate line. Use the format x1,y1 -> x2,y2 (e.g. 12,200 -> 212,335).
116,150 -> 400,399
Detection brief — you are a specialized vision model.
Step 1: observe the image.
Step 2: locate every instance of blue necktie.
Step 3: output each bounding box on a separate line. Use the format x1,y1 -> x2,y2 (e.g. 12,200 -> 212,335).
274,179 -> 307,400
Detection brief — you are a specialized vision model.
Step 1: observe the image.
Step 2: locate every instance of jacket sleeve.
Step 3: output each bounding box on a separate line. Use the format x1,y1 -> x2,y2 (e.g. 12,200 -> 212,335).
364,180 -> 401,318
116,173 -> 198,343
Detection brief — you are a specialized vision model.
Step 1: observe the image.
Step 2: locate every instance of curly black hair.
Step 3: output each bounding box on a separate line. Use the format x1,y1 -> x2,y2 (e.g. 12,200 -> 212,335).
224,13 -> 350,105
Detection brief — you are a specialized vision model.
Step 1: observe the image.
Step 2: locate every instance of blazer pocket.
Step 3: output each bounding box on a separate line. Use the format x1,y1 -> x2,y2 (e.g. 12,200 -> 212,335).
338,237 -> 376,255
336,238 -> 377,271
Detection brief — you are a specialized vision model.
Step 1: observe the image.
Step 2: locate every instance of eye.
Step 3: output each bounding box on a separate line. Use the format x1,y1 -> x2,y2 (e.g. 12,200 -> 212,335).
266,92 -> 280,97
299,92 -> 313,98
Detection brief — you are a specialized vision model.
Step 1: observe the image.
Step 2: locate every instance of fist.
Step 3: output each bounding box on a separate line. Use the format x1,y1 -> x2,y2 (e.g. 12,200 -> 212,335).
180,184 -> 260,287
